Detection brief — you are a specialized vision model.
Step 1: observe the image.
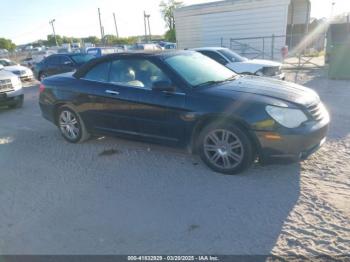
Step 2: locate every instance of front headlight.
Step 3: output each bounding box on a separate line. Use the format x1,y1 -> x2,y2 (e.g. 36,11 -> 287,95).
266,105 -> 308,128
11,76 -> 22,90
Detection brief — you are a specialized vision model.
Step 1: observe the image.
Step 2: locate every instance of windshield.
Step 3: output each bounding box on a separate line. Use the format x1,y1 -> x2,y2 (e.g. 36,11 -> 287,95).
218,49 -> 248,62
165,52 -> 237,87
70,54 -> 95,65
0,60 -> 17,66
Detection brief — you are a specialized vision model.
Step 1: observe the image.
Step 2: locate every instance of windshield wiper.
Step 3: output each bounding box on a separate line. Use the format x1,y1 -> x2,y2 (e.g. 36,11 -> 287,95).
194,80 -> 225,88
194,75 -> 238,88
225,75 -> 239,81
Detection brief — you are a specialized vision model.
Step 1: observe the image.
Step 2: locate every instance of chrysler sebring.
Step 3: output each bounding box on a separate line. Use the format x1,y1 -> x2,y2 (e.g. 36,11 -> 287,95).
39,51 -> 329,174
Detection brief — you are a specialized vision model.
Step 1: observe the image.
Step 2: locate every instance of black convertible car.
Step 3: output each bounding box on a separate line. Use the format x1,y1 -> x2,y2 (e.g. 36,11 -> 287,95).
39,51 -> 329,174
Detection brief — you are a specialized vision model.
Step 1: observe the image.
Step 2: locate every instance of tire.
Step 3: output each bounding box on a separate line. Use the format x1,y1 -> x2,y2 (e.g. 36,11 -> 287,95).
198,122 -> 255,175
8,97 -> 23,109
57,106 -> 90,143
39,72 -> 47,82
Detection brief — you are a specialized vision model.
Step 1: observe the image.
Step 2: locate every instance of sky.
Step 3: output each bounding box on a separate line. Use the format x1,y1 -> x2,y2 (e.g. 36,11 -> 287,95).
0,0 -> 349,45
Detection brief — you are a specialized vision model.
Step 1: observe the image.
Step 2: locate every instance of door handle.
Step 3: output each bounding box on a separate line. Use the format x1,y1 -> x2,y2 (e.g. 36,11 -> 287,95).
106,90 -> 120,95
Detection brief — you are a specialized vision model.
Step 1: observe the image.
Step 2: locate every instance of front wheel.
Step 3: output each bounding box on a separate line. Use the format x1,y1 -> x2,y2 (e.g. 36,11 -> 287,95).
57,107 -> 90,143
8,96 -> 23,109
198,123 -> 255,175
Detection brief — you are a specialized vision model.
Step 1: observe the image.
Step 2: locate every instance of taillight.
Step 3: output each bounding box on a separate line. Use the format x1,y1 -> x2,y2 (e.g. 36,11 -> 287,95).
39,83 -> 45,93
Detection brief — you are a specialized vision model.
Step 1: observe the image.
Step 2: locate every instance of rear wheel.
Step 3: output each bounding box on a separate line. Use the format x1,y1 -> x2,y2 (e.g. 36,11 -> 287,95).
39,72 -> 47,81
57,107 -> 90,143
198,123 -> 254,175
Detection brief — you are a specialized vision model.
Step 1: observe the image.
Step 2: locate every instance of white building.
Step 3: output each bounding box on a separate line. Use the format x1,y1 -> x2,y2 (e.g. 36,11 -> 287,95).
175,0 -> 311,60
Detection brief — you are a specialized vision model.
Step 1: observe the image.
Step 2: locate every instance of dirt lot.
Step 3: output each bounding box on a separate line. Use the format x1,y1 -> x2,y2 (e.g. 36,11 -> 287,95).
0,70 -> 349,256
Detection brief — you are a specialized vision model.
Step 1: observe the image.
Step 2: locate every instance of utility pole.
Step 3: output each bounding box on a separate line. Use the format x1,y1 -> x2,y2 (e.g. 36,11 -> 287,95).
144,11 -> 148,43
330,1 -> 336,18
146,14 -> 152,42
49,19 -> 58,46
113,13 -> 119,38
144,12 -> 151,42
98,8 -> 104,42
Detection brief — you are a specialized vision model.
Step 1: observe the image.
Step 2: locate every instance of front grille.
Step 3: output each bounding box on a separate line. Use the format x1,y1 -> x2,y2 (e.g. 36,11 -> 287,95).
263,66 -> 281,76
307,102 -> 327,121
0,79 -> 13,93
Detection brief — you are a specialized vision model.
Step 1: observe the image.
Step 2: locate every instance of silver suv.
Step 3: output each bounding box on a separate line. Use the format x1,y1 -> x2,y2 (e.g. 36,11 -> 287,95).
0,65 -> 23,108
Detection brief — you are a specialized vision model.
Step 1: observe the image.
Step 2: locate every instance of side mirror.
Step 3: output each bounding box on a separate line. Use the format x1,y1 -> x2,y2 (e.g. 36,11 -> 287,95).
63,61 -> 74,66
152,81 -> 175,93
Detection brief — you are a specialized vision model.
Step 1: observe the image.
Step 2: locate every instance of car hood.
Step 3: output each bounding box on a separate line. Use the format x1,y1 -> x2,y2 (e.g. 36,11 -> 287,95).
227,59 -> 282,74
0,69 -> 17,79
212,75 -> 320,107
5,65 -> 32,72
245,59 -> 282,67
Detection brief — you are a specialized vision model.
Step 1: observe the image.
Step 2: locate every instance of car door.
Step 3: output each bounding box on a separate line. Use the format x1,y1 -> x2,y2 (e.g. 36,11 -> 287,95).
59,56 -> 76,74
44,55 -> 62,76
107,58 -> 187,144
77,60 -> 140,134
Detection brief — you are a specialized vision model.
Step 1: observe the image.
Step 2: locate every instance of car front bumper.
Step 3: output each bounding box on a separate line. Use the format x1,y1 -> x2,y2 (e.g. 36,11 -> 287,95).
0,90 -> 24,106
19,74 -> 34,81
255,118 -> 329,164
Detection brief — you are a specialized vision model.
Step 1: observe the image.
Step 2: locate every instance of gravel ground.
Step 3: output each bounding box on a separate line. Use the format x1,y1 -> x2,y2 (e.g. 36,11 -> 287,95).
0,71 -> 349,256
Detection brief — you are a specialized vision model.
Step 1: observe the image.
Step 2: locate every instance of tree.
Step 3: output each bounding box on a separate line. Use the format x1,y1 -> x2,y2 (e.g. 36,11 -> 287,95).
159,0 -> 183,42
0,38 -> 16,51
164,29 -> 176,42
102,35 -> 138,46
82,36 -> 100,45
160,0 -> 183,30
47,34 -> 63,46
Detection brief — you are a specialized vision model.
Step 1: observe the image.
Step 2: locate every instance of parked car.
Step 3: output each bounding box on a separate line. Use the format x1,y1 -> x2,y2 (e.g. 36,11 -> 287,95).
193,47 -> 285,80
21,57 -> 36,70
0,65 -> 23,108
0,49 -> 9,55
39,51 -> 329,175
86,47 -> 123,58
21,50 -> 58,69
164,43 -> 177,50
130,43 -> 163,51
34,53 -> 95,81
0,58 -> 34,82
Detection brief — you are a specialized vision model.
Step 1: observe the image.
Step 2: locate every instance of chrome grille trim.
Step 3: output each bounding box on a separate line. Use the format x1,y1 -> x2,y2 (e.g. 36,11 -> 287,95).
0,79 -> 14,93
307,102 -> 326,121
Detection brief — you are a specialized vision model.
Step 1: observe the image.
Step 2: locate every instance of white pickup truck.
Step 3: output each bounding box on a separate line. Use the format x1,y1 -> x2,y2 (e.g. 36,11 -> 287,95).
0,65 -> 23,108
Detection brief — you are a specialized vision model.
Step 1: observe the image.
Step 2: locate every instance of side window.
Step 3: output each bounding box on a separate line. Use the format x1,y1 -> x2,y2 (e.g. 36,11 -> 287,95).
60,56 -> 72,65
109,59 -> 170,90
84,62 -> 110,82
45,56 -> 60,66
200,51 -> 228,65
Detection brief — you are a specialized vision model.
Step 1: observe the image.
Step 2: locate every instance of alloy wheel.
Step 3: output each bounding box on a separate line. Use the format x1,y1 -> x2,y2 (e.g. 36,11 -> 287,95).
59,110 -> 80,140
203,129 -> 244,170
